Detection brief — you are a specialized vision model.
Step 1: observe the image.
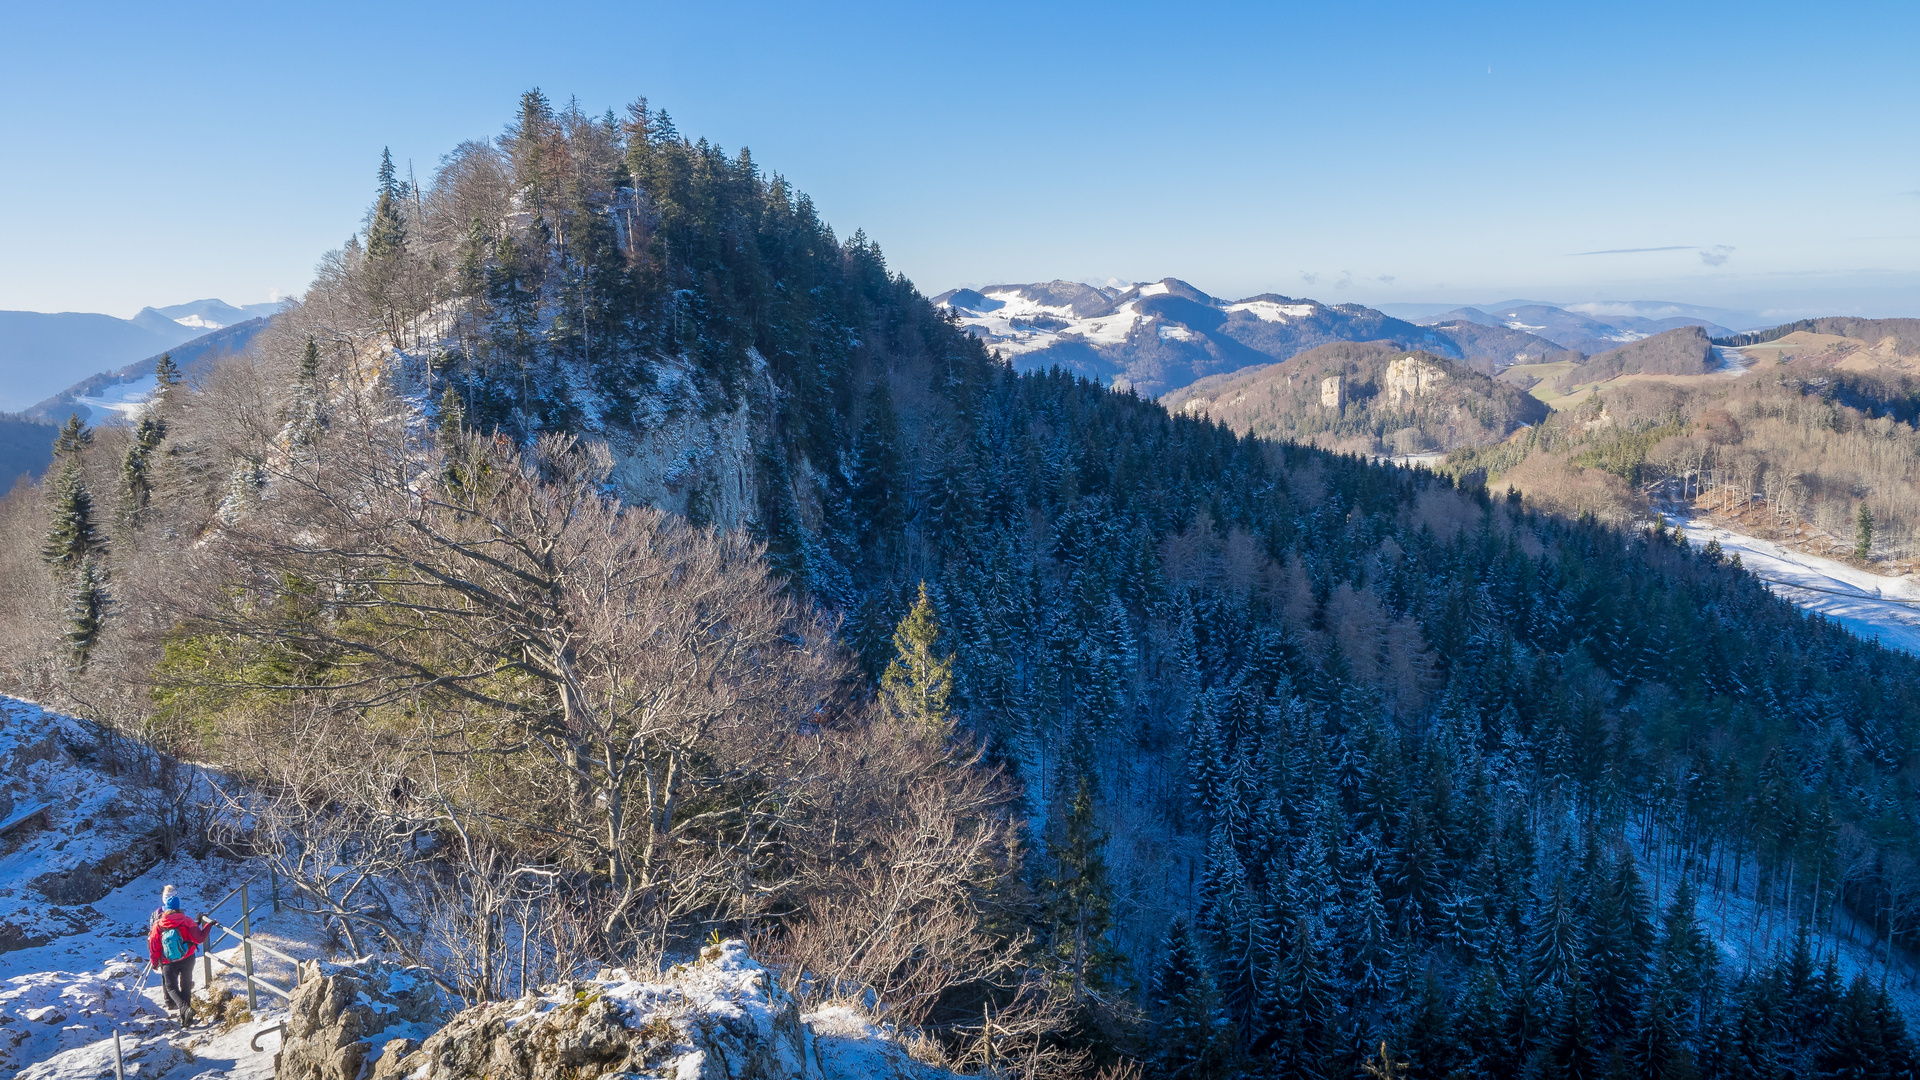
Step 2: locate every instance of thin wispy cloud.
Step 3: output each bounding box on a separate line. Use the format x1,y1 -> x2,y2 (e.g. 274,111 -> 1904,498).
1700,245 -> 1734,267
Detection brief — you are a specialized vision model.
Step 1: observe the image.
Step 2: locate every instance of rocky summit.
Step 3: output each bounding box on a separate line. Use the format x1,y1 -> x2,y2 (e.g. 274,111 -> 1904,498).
279,940 -> 954,1080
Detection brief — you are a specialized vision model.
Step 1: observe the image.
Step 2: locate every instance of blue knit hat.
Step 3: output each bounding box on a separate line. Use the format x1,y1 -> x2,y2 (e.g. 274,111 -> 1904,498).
165,896 -> 182,912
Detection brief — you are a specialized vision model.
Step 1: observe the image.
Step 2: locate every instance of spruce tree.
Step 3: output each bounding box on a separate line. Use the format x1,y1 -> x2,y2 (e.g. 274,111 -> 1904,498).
1044,774 -> 1122,1000
64,556 -> 105,672
1855,503 -> 1873,560
438,381 -> 467,434
52,413 -> 92,457
43,457 -> 103,572
879,582 -> 953,737
152,351 -> 180,399
119,372 -> 171,528
287,337 -> 326,448
1150,917 -> 1231,1080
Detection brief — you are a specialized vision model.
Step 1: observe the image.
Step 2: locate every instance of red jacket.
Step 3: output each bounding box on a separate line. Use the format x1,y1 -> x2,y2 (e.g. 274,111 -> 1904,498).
147,910 -> 210,965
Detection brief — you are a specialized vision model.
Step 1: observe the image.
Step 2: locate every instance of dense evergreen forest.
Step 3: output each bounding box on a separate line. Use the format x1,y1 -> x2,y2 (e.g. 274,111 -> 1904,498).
6,91 -> 1919,1079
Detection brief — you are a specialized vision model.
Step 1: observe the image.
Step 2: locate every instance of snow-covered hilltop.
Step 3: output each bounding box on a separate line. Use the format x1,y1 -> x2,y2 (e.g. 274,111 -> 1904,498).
931,278 -> 1563,397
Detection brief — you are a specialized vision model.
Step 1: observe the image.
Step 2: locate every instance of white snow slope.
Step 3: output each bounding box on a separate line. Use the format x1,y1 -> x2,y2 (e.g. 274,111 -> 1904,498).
1667,515 -> 1920,656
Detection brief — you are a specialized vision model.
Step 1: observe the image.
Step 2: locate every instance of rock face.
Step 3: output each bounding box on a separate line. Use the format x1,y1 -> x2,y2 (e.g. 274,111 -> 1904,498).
1384,355 -> 1447,409
276,960 -> 449,1080
1321,374 -> 1344,409
372,939 -> 952,1080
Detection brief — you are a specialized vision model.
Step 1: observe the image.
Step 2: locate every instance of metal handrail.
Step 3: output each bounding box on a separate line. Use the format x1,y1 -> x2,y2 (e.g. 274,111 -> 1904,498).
204,946 -> 294,1000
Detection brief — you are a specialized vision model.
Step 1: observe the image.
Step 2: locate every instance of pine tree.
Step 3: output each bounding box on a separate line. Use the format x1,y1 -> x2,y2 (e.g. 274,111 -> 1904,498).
43,445 -> 103,573
879,582 -> 953,738
1855,503 -> 1873,560
64,556 -> 105,672
1044,774 -> 1122,1000
1150,918 -> 1232,1080
287,337 -> 327,448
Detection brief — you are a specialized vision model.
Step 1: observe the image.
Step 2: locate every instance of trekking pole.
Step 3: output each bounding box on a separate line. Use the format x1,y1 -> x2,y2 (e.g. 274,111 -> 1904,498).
113,1030 -> 125,1080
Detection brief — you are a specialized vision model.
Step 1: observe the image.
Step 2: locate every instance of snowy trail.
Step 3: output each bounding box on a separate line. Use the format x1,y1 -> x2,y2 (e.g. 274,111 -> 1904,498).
1665,513 -> 1920,655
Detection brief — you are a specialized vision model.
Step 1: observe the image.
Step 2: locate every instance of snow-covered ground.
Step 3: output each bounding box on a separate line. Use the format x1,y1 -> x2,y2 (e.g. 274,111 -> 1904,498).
0,698 -> 316,1078
71,373 -> 159,421
0,696 -> 954,1079
1633,826 -> 1920,1026
937,280 -> 1337,361
1709,346 -> 1754,376
1665,513 -> 1920,655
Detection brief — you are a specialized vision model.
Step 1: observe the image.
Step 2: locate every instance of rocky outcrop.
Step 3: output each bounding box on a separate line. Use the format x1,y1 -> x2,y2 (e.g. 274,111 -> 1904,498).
276,960 -> 449,1080
372,939 -> 952,1080
1384,355 -> 1447,409
1321,374 -> 1344,409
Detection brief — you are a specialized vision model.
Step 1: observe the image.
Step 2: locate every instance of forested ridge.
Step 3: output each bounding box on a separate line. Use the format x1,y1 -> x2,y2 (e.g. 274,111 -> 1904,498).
3,91 -> 1919,1079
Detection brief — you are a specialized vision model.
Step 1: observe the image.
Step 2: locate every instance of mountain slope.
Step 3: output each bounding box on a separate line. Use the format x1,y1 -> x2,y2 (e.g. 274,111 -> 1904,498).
933,279 -> 1555,396
25,317 -> 273,427
1559,323 -> 1716,388
0,312 -> 196,412
0,301 -> 279,414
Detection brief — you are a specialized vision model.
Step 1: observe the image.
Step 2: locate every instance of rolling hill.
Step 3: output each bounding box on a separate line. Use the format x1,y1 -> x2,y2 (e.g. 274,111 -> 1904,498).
1159,340 -> 1550,456
932,279 -> 1566,396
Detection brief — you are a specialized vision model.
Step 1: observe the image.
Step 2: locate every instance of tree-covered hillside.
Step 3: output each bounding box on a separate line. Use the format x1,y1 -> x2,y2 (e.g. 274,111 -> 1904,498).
1159,342 -> 1549,457
4,92 -> 1919,1079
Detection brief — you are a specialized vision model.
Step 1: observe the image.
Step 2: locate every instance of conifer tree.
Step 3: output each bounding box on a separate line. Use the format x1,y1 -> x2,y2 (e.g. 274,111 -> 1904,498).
119,365 -> 174,527
1044,774 -> 1122,1000
1150,917 -> 1232,1080
438,381 -> 467,434
43,420 -> 103,573
53,413 -> 91,457
1855,503 -> 1874,560
879,582 -> 953,737
153,351 -> 180,398
64,556 -> 105,672
287,337 -> 327,449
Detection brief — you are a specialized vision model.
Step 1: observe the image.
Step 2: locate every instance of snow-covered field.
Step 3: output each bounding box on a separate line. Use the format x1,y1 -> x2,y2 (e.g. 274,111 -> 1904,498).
1666,513 -> 1920,655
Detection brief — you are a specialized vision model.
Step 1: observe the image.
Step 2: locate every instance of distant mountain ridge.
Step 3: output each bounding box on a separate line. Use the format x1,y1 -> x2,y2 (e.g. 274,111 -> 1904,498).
0,298 -> 283,412
0,317 -> 276,492
26,316 -> 275,427
932,278 -> 1567,397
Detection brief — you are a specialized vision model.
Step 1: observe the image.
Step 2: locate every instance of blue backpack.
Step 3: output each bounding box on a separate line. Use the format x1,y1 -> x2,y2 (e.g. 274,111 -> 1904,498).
161,925 -> 192,961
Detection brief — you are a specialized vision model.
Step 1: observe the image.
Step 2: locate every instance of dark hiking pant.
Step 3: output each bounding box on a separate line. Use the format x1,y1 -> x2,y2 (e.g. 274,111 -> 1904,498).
163,957 -> 195,1016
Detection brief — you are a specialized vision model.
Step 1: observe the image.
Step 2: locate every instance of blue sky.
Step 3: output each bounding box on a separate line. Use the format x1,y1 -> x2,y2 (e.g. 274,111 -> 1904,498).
4,0 -> 1917,321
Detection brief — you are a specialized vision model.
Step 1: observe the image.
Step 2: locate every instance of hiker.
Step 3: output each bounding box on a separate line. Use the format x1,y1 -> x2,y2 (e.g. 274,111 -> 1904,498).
146,884 -> 217,1025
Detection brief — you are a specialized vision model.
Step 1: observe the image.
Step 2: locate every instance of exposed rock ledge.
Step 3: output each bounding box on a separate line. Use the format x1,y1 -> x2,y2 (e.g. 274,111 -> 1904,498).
278,940 -> 955,1080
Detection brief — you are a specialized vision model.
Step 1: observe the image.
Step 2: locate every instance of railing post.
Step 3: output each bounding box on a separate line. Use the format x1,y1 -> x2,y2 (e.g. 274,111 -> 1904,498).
270,867 -> 279,913
241,883 -> 258,1011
